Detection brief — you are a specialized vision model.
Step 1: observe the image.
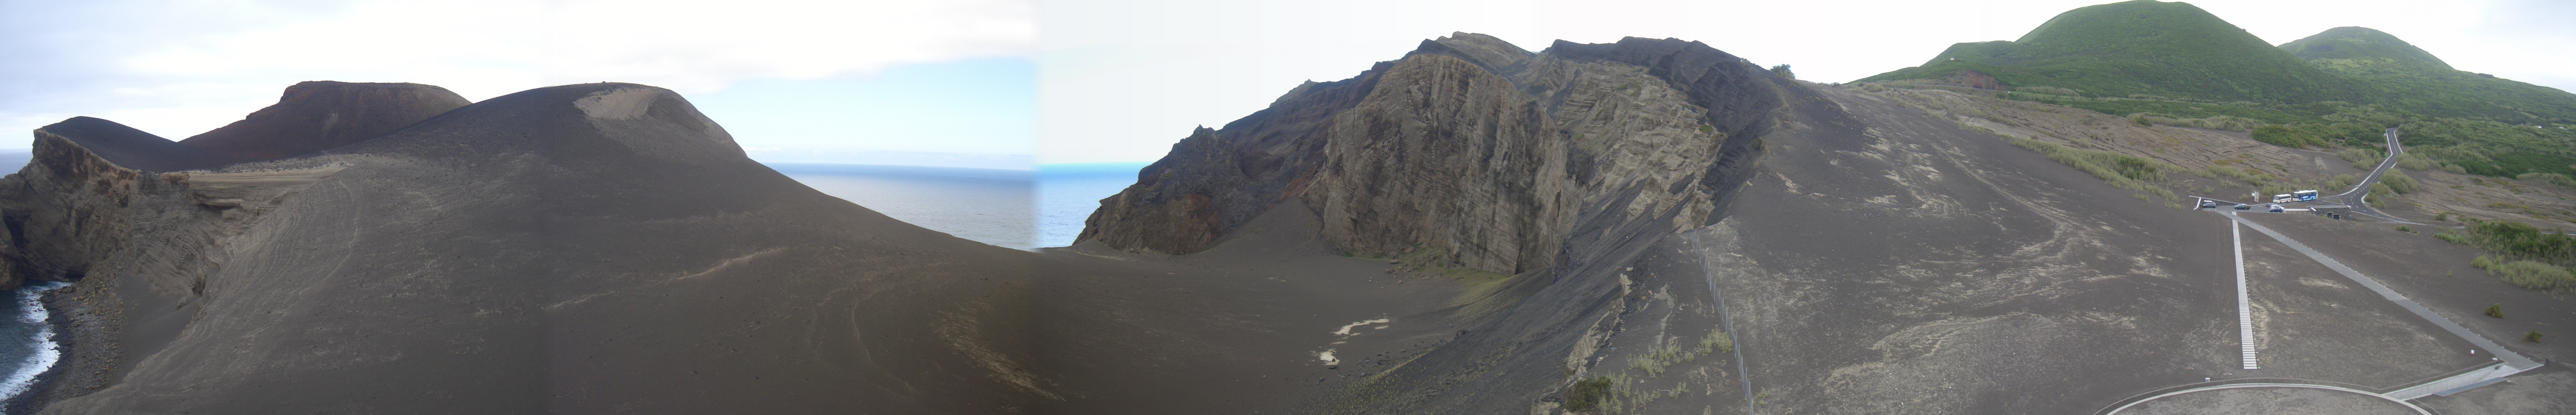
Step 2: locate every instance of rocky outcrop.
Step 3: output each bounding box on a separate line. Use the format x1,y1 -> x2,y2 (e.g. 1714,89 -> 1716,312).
1079,33 -> 1781,275
1303,53 -> 1572,274
1078,63 -> 1390,255
179,81 -> 469,161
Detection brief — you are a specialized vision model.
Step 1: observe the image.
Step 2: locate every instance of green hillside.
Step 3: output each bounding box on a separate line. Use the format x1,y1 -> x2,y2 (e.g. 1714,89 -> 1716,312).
1858,0 -> 2576,179
1860,0 -> 2352,103
2279,26 -> 2576,123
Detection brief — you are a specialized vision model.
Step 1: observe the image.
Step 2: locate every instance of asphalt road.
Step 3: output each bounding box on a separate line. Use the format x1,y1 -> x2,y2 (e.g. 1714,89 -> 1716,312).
2323,128 -> 2426,224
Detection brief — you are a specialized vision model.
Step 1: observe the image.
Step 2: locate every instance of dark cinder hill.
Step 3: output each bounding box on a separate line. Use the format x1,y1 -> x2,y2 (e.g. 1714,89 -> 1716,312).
180,81 -> 472,160
8,83 -> 1053,414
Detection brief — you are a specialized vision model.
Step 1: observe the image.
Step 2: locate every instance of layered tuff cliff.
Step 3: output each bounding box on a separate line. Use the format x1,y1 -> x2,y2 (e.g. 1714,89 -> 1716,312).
1079,33 -> 1783,275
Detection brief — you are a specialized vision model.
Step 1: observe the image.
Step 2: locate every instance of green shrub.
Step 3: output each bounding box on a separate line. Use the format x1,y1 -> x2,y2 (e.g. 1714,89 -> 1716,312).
2135,113 -> 2262,132
2470,256 -> 2576,292
2382,173 -> 2419,193
2485,303 -> 2504,318
1563,376 -> 1615,412
2008,138 -> 2177,199
2340,148 -> 2384,169
2459,219 -> 2576,265
2396,153 -> 2438,171
1698,330 -> 1734,354
2397,226 -> 2414,233
2529,330 -> 2546,343
2016,85 -> 2083,96
2436,213 -> 2451,222
2519,172 -> 2576,188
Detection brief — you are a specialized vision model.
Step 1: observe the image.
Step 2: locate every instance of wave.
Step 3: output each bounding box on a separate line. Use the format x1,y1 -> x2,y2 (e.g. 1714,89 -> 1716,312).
0,281 -> 68,402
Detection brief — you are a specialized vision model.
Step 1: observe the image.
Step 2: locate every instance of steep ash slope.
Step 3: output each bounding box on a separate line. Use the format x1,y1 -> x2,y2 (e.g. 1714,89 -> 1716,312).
13,83 -> 1051,414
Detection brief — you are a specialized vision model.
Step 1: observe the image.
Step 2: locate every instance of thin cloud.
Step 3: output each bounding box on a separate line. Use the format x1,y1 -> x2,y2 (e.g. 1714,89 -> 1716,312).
0,0 -> 1034,142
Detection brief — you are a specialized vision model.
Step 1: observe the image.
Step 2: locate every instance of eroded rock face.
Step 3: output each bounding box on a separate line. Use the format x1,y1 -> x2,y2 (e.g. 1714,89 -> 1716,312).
1079,33 -> 1781,275
180,81 -> 470,161
1304,53 -> 1572,275
1078,63 -> 1390,255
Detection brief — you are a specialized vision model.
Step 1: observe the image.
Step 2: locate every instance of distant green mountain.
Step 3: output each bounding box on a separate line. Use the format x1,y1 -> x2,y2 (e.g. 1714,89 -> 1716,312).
1858,0 -> 2576,178
1860,0 -> 2352,104
2279,26 -> 2576,123
2279,26 -> 2449,70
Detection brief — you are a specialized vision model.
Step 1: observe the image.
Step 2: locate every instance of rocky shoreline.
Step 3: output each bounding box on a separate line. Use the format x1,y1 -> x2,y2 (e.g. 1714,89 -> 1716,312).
6,281 -> 118,414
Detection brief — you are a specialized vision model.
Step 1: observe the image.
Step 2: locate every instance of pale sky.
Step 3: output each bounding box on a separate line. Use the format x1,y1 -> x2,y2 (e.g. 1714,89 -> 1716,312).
1040,0 -> 2576,163
0,0 -> 1034,166
2,1 -> 2567,167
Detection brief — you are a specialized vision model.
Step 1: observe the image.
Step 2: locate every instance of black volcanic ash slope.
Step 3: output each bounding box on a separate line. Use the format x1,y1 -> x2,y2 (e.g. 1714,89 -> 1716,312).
10,83 -> 1051,414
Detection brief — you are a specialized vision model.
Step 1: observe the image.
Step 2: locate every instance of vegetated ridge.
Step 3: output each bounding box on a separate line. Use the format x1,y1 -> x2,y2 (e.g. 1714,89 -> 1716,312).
1857,0 -> 2576,180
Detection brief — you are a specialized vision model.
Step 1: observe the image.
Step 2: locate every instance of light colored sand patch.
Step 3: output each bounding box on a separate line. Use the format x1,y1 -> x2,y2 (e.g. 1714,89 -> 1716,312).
575,87 -> 660,120
1332,318 -> 1391,336
1317,349 -> 1339,365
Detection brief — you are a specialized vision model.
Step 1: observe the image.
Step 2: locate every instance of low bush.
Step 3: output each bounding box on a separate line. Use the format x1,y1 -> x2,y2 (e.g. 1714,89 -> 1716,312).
2382,173 -> 2419,193
2518,172 -> 2576,189
2395,153 -> 2438,171
2008,138 -> 2177,199
2134,113 -> 2261,132
1698,330 -> 1734,355
2485,304 -> 2504,318
2471,255 -> 2576,292
2459,219 -> 2576,265
1563,377 -> 1615,412
2015,85 -> 2084,97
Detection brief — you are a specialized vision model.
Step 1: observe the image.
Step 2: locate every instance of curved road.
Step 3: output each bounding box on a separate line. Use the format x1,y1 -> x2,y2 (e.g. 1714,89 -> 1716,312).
2323,128 -> 2428,224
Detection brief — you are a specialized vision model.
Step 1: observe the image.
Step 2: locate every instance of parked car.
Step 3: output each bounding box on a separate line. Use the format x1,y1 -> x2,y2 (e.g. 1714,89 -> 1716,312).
2233,203 -> 2251,210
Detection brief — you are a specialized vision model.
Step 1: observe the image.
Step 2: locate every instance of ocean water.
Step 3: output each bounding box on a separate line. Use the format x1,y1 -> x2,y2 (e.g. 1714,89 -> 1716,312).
1036,162 -> 1151,248
771,163 -> 1039,249
0,282 -> 66,404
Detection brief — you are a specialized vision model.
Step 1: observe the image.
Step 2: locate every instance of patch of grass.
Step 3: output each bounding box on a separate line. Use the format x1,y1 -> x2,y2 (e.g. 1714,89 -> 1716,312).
2007,137 -> 2177,200
1698,330 -> 1734,355
1631,329 -> 1731,378
2456,219 -> 2576,265
2529,330 -> 2546,343
2485,303 -> 2504,318
2383,173 -> 2419,193
2397,226 -> 2413,233
2519,172 -> 2576,189
2470,255 -> 2576,292
1563,376 -> 1615,413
